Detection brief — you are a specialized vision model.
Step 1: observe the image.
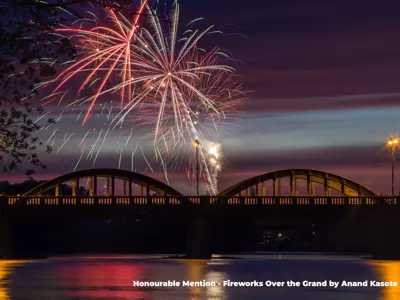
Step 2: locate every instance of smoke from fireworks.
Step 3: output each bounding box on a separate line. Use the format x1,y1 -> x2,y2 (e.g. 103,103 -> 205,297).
37,1 -> 246,195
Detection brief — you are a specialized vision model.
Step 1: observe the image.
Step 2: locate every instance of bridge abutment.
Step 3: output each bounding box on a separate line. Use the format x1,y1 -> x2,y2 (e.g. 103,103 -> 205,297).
0,199 -> 12,258
372,206 -> 400,259
186,214 -> 211,259
332,207 -> 376,253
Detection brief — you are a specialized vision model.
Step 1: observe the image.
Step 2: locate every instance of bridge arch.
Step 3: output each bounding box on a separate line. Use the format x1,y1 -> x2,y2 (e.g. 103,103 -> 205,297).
24,168 -> 183,197
217,169 -> 377,197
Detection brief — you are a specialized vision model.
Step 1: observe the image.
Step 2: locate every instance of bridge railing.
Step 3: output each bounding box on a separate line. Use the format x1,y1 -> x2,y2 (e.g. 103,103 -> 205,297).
4,196 -> 183,206
0,196 -> 399,207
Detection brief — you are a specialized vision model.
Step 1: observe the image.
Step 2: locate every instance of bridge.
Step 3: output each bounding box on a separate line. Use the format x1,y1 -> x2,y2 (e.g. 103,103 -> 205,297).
22,168 -> 377,198
217,169 -> 377,197
24,168 -> 183,197
0,168 -> 399,260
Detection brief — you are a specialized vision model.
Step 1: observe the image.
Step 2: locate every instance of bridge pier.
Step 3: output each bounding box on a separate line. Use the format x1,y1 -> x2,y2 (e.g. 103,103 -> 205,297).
186,214 -> 211,259
0,199 -> 12,258
372,206 -> 400,259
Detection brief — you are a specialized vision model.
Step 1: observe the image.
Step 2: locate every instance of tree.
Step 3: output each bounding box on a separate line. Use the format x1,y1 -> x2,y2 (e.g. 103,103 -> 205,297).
0,179 -> 46,195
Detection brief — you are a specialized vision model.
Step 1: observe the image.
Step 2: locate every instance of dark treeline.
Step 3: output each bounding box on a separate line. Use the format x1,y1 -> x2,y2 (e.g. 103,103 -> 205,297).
0,180 -> 88,195
0,180 -> 45,195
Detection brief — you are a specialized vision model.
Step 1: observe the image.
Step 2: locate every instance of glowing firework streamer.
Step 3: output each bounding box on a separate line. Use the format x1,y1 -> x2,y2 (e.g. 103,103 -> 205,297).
206,142 -> 221,194
42,0 -> 149,123
110,2 -> 245,194
38,1 -> 246,195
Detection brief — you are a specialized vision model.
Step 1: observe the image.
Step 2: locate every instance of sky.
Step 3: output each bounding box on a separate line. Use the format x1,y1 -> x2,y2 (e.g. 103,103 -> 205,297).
6,0 -> 400,195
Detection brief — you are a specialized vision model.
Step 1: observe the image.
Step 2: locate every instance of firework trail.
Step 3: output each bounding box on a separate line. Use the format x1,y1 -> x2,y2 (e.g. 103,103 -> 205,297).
40,0 -> 149,123
206,142 -> 221,193
37,1 -> 246,195
109,2 -> 245,194
33,1 -> 160,176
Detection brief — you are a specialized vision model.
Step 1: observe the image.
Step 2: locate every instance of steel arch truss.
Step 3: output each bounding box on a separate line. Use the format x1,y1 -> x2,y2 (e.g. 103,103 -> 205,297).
217,169 -> 377,197
24,168 -> 183,197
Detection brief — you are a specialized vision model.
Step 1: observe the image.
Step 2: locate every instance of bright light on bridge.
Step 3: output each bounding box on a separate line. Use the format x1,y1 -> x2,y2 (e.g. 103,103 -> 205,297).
386,136 -> 400,196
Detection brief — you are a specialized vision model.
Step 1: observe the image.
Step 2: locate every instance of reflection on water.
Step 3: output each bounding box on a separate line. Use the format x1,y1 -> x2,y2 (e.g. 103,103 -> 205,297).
205,271 -> 228,300
53,262 -> 148,299
0,260 -> 30,300
188,262 -> 228,300
0,256 -> 400,299
188,262 -> 203,298
371,261 -> 400,300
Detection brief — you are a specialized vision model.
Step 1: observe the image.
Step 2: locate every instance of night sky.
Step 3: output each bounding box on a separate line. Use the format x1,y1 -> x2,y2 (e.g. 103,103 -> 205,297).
10,0 -> 400,195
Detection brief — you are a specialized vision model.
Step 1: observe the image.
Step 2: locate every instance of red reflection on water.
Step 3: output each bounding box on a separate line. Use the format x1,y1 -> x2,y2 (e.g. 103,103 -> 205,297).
52,261 -> 148,299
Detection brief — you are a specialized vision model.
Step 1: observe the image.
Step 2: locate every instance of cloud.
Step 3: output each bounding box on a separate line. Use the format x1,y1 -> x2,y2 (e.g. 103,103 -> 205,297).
5,144 -> 387,194
223,145 -> 386,171
242,93 -> 400,113
217,145 -> 390,194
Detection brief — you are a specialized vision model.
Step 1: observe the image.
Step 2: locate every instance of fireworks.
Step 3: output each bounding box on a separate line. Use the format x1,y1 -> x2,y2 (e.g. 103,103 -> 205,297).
206,142 -> 221,192
38,1 -> 246,195
41,0 -> 149,123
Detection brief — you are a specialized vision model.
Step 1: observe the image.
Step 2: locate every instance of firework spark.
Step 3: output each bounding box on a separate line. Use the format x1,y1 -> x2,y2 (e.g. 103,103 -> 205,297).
38,1 -> 246,195
41,0 -> 148,123
109,3 -> 245,194
206,142 -> 221,193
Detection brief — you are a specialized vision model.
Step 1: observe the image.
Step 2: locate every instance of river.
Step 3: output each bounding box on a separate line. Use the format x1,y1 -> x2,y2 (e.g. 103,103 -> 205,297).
0,254 -> 399,299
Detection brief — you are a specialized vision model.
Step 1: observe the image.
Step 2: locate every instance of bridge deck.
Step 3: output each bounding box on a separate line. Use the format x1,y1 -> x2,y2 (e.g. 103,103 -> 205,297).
1,196 -> 399,206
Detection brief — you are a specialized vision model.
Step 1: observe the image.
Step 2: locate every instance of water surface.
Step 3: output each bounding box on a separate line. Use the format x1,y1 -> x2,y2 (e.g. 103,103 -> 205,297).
1,254 -> 399,300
